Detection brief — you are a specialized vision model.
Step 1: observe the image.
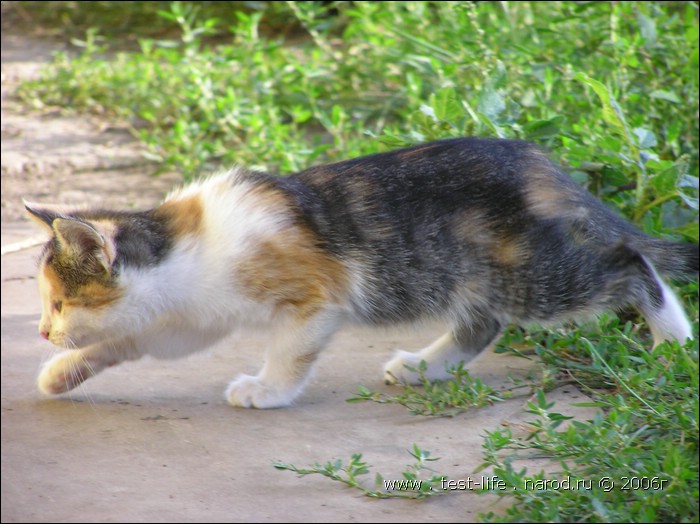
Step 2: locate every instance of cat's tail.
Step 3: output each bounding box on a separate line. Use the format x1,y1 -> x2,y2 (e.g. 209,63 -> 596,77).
634,237 -> 699,279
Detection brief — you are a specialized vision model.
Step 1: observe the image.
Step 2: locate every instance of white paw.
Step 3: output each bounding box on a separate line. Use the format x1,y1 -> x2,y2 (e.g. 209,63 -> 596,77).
37,351 -> 93,395
383,350 -> 426,385
225,374 -> 295,409
383,350 -> 453,385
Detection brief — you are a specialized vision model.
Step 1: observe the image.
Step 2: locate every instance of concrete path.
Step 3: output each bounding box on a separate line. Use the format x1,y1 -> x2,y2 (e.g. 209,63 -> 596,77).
1,27 -> 596,523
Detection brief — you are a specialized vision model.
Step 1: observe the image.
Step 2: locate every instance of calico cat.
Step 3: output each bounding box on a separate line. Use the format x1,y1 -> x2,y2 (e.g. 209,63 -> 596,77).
25,137 -> 698,408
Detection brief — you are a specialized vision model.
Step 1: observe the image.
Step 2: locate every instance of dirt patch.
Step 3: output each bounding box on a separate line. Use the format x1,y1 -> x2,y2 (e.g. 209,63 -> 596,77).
0,28 -> 180,224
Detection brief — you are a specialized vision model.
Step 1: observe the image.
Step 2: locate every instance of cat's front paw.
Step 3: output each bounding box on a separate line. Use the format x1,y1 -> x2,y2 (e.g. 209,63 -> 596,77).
37,351 -> 94,395
225,374 -> 295,409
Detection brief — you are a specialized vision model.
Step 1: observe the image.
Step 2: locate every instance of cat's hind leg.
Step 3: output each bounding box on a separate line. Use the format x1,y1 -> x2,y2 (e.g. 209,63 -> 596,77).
226,311 -> 342,409
383,316 -> 502,385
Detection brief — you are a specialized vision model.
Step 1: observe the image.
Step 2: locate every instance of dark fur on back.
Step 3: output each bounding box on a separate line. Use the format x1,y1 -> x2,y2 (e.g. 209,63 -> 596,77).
270,137 -> 697,325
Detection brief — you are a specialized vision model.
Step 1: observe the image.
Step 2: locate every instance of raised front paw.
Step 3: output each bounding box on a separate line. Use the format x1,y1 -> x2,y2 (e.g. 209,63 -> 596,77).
37,351 -> 94,395
225,374 -> 296,409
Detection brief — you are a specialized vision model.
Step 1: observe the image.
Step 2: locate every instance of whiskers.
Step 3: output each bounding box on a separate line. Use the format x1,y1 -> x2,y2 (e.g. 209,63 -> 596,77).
63,335 -> 78,350
72,351 -> 99,409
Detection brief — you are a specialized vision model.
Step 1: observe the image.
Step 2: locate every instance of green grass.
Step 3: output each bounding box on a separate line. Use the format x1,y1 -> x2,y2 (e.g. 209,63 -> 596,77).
347,360 -> 506,417
12,1 -> 699,521
478,326 -> 699,523
274,444 -> 448,500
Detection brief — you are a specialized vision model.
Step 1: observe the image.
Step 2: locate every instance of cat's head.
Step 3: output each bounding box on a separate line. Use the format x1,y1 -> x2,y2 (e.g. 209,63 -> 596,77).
24,201 -> 124,349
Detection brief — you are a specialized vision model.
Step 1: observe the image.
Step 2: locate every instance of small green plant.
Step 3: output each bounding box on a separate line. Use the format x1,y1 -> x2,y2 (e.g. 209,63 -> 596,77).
347,360 -> 504,417
273,444 -> 447,499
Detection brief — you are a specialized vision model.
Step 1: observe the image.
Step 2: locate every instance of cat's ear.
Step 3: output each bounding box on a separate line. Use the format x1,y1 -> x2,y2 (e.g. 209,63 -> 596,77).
52,218 -> 113,274
23,200 -> 69,234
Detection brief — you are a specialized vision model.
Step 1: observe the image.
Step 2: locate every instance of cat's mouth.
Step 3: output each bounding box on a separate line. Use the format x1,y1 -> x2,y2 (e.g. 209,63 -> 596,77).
47,331 -> 87,350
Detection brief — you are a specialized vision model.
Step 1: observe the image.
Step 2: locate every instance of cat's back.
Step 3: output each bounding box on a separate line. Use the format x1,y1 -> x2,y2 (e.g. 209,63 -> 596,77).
285,137 -> 600,222
292,137 -> 543,197
274,137 -> 625,254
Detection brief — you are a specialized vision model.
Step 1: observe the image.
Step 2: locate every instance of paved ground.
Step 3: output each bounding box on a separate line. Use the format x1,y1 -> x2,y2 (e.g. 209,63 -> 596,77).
0,27 -> 597,523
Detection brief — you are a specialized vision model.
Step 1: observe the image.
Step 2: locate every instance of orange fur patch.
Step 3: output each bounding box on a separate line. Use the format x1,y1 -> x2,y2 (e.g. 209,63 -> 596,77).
71,280 -> 123,309
156,194 -> 204,238
237,229 -> 348,320
526,180 -> 570,218
492,236 -> 527,266
42,264 -> 122,309
454,210 -> 529,267
41,264 -> 66,300
524,163 -> 588,221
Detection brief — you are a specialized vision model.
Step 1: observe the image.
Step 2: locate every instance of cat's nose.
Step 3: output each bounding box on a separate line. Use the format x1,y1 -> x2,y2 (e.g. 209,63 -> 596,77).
40,330 -> 49,340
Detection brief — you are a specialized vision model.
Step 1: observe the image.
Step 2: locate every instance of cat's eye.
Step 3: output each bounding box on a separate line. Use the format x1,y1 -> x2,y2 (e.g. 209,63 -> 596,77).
52,301 -> 63,313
